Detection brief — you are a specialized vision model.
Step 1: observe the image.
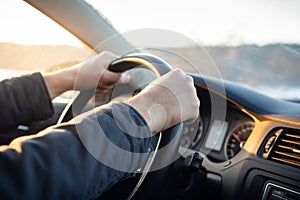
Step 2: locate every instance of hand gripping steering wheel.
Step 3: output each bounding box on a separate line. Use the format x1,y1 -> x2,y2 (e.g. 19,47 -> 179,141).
58,53 -> 183,199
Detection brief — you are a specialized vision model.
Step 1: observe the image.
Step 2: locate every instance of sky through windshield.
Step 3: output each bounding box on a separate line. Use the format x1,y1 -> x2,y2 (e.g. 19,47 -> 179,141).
1,0 -> 300,46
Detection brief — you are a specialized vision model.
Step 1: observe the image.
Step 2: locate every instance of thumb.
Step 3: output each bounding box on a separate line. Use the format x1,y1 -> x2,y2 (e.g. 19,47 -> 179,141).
118,72 -> 131,84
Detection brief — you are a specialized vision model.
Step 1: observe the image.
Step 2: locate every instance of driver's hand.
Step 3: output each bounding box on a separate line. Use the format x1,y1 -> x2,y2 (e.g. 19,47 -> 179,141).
127,69 -> 199,133
44,51 -> 130,99
72,51 -> 130,93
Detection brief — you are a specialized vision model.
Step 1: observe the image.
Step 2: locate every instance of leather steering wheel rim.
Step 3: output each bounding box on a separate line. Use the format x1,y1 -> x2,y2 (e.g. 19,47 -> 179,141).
58,52 -> 182,155
58,53 -> 183,199
58,53 -> 173,123
58,52 -> 183,159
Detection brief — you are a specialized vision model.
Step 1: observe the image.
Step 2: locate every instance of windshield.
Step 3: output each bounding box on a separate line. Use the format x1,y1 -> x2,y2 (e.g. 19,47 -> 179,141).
86,0 -> 300,101
0,0 -> 89,80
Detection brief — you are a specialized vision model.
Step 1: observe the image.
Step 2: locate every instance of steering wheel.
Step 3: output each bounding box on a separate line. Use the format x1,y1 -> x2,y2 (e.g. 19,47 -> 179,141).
58,53 -> 173,122
58,53 -> 183,198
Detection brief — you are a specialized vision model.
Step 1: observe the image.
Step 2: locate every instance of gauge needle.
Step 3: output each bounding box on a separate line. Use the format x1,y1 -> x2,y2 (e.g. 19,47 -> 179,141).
232,133 -> 242,143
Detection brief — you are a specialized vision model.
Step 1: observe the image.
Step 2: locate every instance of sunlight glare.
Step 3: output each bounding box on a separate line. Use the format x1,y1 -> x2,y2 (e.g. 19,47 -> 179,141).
0,0 -> 82,46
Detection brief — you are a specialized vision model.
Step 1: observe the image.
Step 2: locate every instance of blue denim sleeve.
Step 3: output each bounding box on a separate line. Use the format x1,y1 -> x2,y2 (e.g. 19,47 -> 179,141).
0,103 -> 158,200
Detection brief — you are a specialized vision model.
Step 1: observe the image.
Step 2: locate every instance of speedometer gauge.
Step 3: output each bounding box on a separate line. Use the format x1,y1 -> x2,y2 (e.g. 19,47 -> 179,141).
225,122 -> 254,160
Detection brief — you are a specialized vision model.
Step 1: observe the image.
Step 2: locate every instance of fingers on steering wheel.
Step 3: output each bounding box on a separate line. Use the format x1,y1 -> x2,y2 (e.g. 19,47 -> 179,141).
174,69 -> 199,124
97,70 -> 131,92
96,83 -> 114,92
104,70 -> 122,84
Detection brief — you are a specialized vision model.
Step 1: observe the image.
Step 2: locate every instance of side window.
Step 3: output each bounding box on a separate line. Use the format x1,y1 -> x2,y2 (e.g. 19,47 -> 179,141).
0,0 -> 90,80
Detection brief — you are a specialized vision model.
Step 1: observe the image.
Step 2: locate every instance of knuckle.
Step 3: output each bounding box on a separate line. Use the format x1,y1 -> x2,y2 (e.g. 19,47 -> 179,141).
193,101 -> 200,115
194,110 -> 200,120
173,68 -> 184,76
100,51 -> 109,58
192,98 -> 200,108
195,99 -> 200,108
186,75 -> 193,83
190,91 -> 200,107
101,51 -> 117,60
101,50 -> 111,56
186,82 -> 196,93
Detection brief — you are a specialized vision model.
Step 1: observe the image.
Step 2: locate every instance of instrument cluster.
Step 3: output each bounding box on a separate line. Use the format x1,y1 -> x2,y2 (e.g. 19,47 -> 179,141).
180,104 -> 255,162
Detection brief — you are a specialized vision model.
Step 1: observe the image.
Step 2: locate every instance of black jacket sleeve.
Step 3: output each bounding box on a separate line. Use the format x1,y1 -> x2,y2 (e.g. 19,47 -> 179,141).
0,103 -> 157,200
0,73 -> 53,130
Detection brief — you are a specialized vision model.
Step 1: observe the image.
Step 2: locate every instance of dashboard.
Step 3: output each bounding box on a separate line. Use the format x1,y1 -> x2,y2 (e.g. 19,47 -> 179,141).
180,74 -> 258,163
2,71 -> 299,200
178,74 -> 300,199
181,103 -> 254,162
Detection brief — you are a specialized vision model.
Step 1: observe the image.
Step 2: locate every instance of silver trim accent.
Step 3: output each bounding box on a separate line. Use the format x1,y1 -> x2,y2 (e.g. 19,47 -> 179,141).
56,91 -> 80,125
262,182 -> 300,200
127,132 -> 162,200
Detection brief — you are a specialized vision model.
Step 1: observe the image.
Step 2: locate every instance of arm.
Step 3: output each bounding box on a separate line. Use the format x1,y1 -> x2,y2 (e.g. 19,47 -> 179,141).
0,103 -> 156,200
0,68 -> 199,199
43,51 -> 130,99
0,51 -> 129,130
127,69 -> 199,132
0,73 -> 53,130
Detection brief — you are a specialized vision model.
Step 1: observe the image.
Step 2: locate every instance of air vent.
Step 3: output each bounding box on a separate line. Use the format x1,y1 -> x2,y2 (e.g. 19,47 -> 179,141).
263,128 -> 300,168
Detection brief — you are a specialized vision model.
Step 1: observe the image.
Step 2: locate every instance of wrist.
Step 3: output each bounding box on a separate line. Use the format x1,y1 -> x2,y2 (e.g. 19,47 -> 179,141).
43,66 -> 77,99
126,92 -> 167,133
